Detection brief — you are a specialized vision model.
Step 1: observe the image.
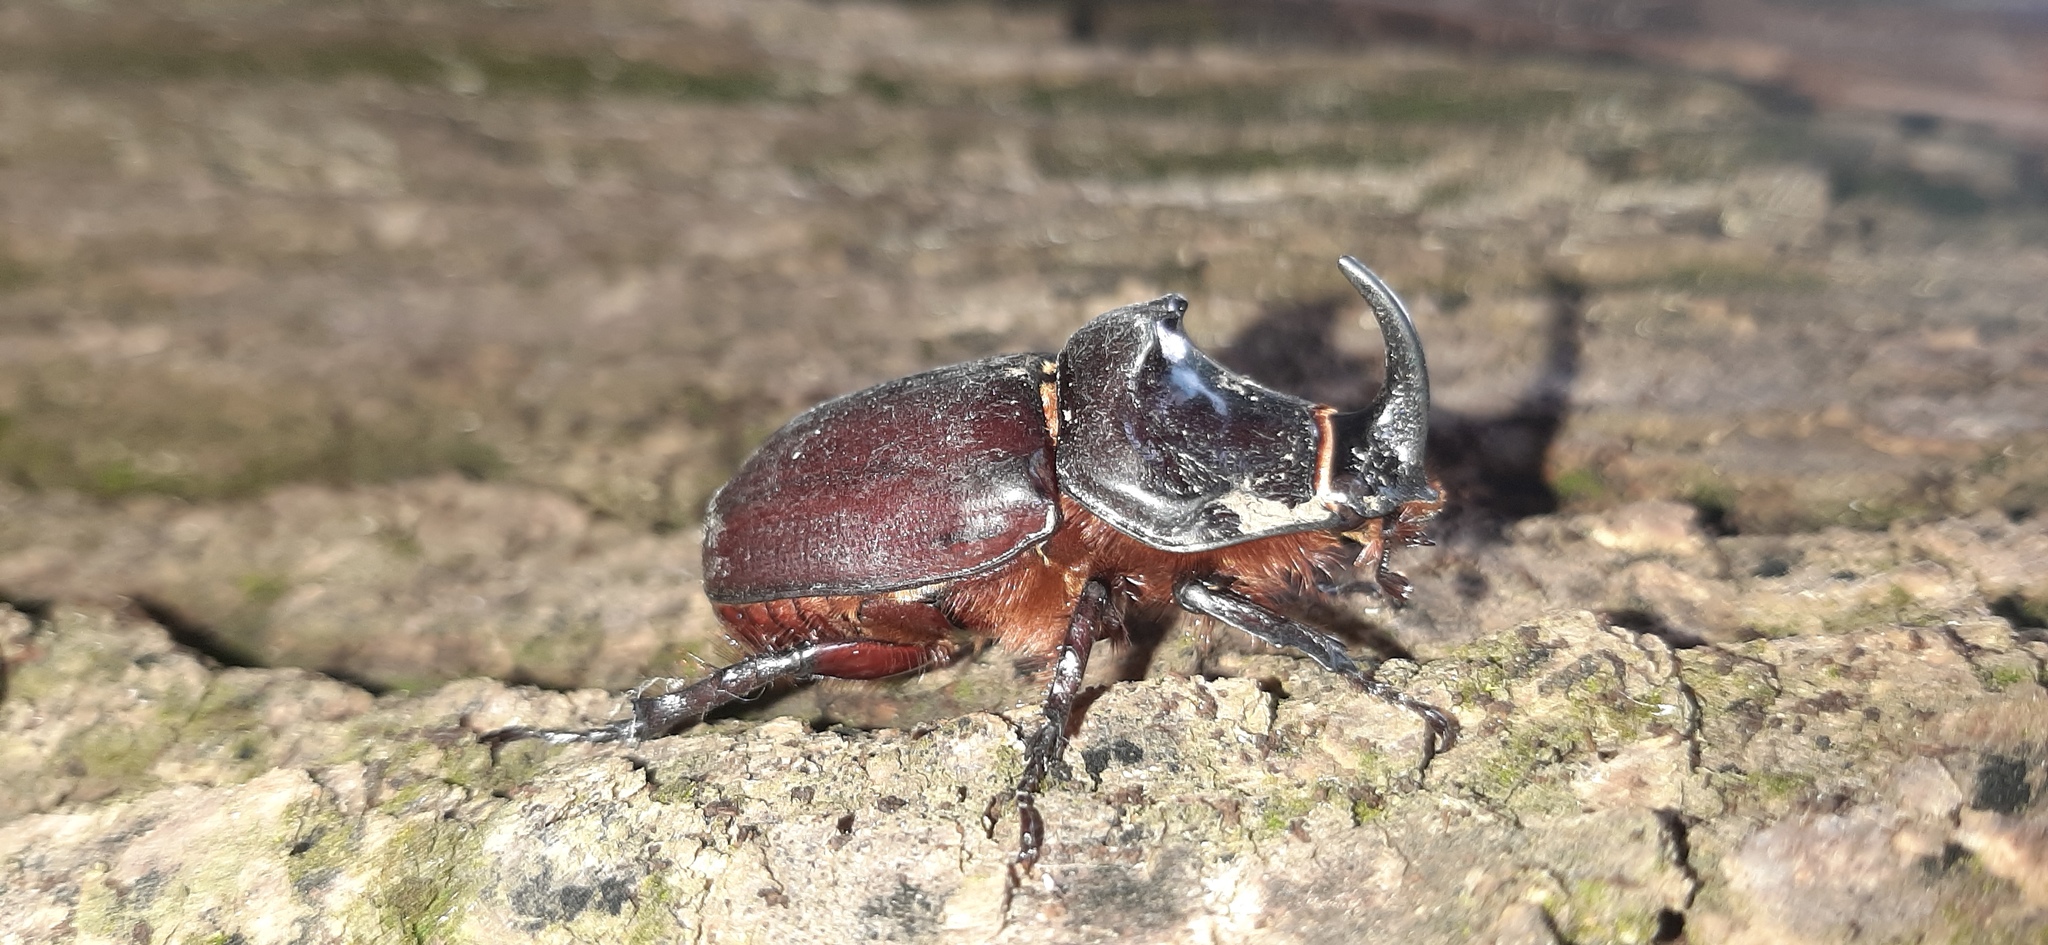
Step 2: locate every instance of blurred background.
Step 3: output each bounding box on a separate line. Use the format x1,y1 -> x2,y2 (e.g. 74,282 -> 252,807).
0,0 -> 2043,710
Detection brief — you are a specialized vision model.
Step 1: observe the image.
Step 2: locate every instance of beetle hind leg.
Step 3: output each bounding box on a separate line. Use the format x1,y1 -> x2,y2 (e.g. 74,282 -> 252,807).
1174,578 -> 1457,764
985,578 -> 1112,874
480,639 -> 951,748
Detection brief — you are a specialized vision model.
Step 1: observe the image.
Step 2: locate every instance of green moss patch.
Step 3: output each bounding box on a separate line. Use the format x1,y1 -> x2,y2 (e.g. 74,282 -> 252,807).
0,365 -> 506,501
1033,136 -> 1423,181
366,818 -> 484,944
0,252 -> 39,293
1014,73 -> 1576,127
10,40 -> 775,104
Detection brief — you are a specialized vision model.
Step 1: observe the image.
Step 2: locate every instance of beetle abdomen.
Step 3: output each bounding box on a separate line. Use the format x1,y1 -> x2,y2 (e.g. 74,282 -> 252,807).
716,595 -> 860,653
717,593 -> 963,655
703,354 -> 1061,604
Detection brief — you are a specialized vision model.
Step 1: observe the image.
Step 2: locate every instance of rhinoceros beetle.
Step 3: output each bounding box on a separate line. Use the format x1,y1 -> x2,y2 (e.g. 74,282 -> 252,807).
485,256 -> 1452,868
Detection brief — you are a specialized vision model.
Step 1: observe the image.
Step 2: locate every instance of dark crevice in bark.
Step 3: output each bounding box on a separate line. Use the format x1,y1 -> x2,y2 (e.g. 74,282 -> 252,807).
128,593 -> 391,695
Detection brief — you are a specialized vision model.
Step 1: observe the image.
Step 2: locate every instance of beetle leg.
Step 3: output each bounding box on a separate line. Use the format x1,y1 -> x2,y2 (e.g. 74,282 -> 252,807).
480,640 -> 948,747
985,578 -> 1111,873
1173,578 -> 1457,765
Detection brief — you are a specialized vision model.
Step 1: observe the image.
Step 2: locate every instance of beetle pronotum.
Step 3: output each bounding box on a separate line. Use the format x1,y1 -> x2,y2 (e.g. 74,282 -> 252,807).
485,256 -> 1452,868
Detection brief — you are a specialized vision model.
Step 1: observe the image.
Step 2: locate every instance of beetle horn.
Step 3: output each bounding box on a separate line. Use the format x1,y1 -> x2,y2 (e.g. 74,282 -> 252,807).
1332,256 -> 1434,510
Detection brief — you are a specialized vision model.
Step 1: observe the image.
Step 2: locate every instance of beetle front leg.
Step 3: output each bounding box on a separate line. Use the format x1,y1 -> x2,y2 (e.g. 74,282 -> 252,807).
1174,578 -> 1457,765
986,579 -> 1112,872
480,640 -> 949,748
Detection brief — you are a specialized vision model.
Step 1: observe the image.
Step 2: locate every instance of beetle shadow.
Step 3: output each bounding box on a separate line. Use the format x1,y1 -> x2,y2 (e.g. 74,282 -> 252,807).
1423,274 -> 1586,536
1211,274 -> 1585,541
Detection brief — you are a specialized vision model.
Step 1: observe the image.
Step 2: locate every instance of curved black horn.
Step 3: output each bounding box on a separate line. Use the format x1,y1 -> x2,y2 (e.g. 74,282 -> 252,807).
1334,256 -> 1433,503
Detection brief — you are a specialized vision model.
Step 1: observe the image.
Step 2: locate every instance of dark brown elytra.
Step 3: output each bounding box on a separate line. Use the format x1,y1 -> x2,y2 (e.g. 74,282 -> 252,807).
482,256 -> 1454,871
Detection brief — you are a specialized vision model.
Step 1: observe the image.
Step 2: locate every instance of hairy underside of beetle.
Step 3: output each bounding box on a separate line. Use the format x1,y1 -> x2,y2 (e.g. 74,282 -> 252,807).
715,493 -> 1440,669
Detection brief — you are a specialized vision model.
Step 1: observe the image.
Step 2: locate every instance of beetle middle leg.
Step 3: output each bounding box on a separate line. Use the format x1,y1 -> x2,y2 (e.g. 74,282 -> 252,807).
985,578 -> 1113,872
481,639 -> 950,747
1174,578 -> 1457,764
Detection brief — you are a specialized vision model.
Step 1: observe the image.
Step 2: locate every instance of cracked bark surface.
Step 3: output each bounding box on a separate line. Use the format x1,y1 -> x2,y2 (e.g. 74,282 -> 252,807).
2,0 -> 2048,941
3,500 -> 2045,942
